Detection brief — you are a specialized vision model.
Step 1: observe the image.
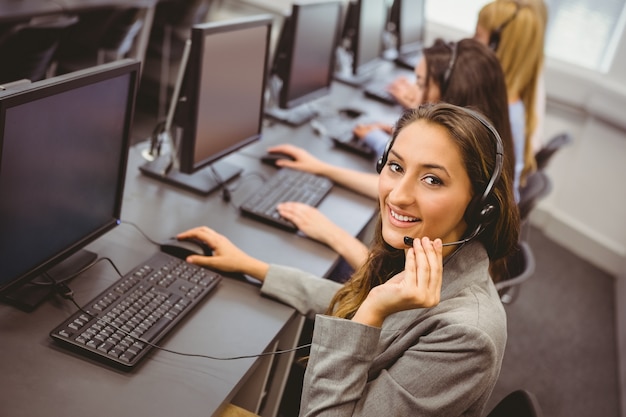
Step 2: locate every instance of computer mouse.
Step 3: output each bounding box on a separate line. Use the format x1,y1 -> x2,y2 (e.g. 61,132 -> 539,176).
160,237 -> 213,260
260,151 -> 295,168
338,107 -> 364,119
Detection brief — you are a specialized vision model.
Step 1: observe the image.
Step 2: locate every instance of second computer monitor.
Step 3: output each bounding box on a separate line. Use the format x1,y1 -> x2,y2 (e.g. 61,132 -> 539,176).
140,15 -> 272,195
335,0 -> 388,86
391,0 -> 426,69
266,0 -> 342,126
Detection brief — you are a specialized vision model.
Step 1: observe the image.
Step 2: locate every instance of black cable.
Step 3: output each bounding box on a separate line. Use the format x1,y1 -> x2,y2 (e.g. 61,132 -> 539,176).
120,219 -> 162,246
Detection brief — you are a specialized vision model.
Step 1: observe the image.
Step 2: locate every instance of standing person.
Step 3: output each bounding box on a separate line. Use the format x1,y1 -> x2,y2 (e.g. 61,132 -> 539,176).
266,38 -> 517,271
178,103 -> 521,416
475,0 -> 547,183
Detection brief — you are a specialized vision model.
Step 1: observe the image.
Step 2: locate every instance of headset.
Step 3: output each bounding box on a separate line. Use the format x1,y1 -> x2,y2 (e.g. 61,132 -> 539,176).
376,106 -> 504,247
441,41 -> 458,93
488,0 -> 522,51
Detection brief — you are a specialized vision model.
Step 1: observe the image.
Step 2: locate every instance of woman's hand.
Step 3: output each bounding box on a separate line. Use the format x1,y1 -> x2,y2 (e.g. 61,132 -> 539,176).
265,144 -> 328,175
176,226 -> 270,280
277,202 -> 336,245
353,122 -> 393,139
352,237 -> 443,327
387,76 -> 420,109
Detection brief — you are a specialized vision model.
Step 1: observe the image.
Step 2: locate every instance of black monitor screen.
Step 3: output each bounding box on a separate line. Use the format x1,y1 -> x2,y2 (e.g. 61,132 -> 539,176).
274,1 -> 342,108
177,15 -> 272,174
0,60 -> 139,303
393,0 -> 426,55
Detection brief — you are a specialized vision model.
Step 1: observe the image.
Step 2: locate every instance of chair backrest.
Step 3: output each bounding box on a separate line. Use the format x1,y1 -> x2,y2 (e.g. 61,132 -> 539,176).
486,389 -> 543,417
518,169 -> 552,222
495,240 -> 536,304
535,132 -> 573,171
99,7 -> 146,61
0,14 -> 79,83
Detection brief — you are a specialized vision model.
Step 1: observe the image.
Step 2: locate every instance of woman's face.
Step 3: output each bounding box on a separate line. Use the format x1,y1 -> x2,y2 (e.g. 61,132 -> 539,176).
378,120 -> 473,254
415,58 -> 441,104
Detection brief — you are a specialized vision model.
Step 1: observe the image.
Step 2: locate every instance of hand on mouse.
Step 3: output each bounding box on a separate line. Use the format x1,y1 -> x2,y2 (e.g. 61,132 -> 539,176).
176,226 -> 270,281
266,144 -> 330,175
353,122 -> 393,139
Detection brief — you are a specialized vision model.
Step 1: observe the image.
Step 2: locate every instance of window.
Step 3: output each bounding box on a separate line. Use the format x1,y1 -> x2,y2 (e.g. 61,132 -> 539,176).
425,0 -> 626,72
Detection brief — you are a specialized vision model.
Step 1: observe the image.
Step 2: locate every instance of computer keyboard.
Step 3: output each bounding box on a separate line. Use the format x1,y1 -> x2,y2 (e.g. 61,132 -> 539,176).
322,117 -> 376,158
363,83 -> 397,106
264,104 -> 318,126
49,251 -> 222,370
240,167 -> 333,231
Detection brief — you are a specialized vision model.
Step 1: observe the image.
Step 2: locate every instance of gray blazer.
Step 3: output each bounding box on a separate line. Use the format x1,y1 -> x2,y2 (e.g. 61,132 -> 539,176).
261,240 -> 506,417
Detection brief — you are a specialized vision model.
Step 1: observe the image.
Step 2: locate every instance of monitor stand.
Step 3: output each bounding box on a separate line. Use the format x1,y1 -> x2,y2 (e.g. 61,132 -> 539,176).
139,155 -> 242,196
264,103 -> 318,127
0,249 -> 97,312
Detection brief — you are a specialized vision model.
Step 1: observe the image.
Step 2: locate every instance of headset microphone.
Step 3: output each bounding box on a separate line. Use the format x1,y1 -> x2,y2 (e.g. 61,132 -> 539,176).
403,224 -> 485,248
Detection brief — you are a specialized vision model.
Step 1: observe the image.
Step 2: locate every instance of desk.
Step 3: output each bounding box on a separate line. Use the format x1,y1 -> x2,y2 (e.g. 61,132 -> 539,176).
0,78 -> 395,417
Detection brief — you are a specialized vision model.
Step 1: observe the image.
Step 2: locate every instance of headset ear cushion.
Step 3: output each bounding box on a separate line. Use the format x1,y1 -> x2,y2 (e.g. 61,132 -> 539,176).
376,155 -> 384,173
489,30 -> 501,51
464,195 -> 482,226
464,198 -> 497,228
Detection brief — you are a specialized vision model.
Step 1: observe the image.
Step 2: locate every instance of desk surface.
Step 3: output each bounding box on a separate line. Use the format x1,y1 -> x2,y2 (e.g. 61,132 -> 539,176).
0,72 -> 402,416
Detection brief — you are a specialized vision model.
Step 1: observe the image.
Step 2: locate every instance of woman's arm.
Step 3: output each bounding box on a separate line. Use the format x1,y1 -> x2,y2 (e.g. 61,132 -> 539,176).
276,202 -> 369,270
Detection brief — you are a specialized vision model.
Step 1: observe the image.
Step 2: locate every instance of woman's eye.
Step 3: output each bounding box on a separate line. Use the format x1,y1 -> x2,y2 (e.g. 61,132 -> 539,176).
423,175 -> 443,186
388,162 -> 403,173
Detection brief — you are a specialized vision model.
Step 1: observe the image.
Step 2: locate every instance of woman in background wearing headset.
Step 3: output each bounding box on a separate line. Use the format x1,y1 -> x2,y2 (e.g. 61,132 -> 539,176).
264,38 -> 516,275
179,103 -> 520,416
475,0 -> 547,185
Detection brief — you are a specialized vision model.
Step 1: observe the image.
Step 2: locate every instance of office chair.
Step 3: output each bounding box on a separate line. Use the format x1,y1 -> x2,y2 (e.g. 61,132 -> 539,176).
495,240 -> 536,304
518,169 -> 552,223
486,389 -> 543,417
54,7 -> 147,75
0,14 -> 79,84
535,131 -> 573,171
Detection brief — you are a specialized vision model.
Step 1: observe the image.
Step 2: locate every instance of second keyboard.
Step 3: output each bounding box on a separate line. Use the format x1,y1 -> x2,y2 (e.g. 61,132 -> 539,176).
240,168 -> 333,231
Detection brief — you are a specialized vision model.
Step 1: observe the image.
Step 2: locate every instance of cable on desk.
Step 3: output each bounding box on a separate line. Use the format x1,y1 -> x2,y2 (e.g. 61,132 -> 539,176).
50,256 -> 312,361
120,219 -> 162,246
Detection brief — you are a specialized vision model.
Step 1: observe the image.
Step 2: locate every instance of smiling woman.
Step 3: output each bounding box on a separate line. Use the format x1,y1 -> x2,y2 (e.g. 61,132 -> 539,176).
174,103 -> 521,416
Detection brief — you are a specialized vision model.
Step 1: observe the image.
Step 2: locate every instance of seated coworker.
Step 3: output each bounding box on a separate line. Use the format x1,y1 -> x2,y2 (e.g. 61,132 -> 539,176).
355,39 -> 520,199
268,39 -> 516,270
475,0 -> 547,184
177,103 -> 521,416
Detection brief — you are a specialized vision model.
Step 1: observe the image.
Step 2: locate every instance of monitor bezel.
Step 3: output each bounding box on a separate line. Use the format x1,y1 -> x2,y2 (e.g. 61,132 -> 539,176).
0,59 -> 140,297
177,15 -> 273,174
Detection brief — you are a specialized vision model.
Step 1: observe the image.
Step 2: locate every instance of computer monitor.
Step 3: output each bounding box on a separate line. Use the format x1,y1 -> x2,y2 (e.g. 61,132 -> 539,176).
0,59 -> 140,311
264,0 -> 343,126
390,0 -> 426,69
140,15 -> 273,195
334,0 -> 388,86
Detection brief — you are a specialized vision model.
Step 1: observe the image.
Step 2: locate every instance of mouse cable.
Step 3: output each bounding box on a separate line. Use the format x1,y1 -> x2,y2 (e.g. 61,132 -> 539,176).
120,219 -> 162,246
29,255 -> 112,287
50,259 -> 313,361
